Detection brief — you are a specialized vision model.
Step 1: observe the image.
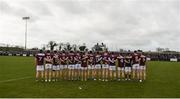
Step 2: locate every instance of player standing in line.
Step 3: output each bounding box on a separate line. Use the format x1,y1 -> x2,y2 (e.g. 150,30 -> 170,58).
108,52 -> 117,81
58,52 -> 63,80
75,51 -> 82,80
94,51 -> 102,81
102,50 -> 109,81
132,51 -> 140,80
60,51 -> 68,80
117,54 -> 125,81
52,50 -> 60,81
139,52 -> 147,82
44,50 -> 53,82
68,51 -> 75,81
87,51 -> 94,80
124,54 -> 132,81
81,52 -> 88,81
35,50 -> 45,81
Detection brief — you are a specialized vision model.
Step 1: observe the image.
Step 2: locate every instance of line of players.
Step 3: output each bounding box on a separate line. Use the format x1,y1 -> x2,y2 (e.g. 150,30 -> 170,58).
35,50 -> 147,82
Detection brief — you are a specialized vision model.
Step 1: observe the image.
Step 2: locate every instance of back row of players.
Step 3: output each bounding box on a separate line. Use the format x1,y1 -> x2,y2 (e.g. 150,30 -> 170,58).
35,50 -> 147,82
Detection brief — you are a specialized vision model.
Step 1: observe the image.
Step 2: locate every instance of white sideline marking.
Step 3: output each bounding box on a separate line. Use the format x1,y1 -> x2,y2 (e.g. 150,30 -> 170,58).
0,76 -> 32,83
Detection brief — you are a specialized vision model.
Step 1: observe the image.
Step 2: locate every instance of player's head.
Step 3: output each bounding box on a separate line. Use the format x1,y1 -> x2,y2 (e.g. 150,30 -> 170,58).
134,50 -> 137,53
39,50 -> 43,53
54,50 -> 57,54
46,50 -> 50,53
89,51 -> 92,54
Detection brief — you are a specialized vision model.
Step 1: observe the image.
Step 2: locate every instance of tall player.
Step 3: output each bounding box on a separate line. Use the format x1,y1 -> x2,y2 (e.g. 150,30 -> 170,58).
108,52 -> 117,81
60,51 -> 68,80
124,54 -> 132,81
44,50 -> 53,82
58,52 -> 63,80
81,52 -> 88,81
74,51 -> 82,80
94,51 -> 102,81
68,51 -> 75,80
102,50 -> 109,81
132,51 -> 140,80
87,51 -> 94,80
139,52 -> 147,82
35,50 -> 45,81
52,50 -> 60,81
117,54 -> 125,81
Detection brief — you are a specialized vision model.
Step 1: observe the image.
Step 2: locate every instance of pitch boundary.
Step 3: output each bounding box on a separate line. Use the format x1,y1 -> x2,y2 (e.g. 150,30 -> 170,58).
0,76 -> 32,83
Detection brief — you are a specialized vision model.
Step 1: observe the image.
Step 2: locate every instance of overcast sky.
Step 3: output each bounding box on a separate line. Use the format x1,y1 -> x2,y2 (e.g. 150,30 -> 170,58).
0,0 -> 179,51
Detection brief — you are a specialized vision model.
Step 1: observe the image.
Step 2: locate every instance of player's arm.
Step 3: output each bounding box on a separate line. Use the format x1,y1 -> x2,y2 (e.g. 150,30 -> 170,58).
35,57 -> 37,66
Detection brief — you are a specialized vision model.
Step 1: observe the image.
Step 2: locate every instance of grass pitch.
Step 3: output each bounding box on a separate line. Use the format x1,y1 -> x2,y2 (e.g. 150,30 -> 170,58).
0,56 -> 180,98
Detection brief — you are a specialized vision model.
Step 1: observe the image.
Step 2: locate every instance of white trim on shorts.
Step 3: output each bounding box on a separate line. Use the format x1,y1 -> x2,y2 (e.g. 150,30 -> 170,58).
125,67 -> 131,73
140,65 -> 146,70
102,64 -> 109,69
36,65 -> 44,71
132,64 -> 140,70
117,67 -> 124,71
45,64 -> 52,70
95,64 -> 101,69
109,65 -> 116,71
81,67 -> 87,70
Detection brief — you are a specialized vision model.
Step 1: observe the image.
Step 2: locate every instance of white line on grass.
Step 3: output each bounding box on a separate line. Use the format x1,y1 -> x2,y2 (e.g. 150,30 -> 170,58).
0,76 -> 32,83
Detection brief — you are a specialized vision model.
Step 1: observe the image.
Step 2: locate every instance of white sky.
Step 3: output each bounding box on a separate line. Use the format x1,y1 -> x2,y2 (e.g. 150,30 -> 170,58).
0,0 -> 180,51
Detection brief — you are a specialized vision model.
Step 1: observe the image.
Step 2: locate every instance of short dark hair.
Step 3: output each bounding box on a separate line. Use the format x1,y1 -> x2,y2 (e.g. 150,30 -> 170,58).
46,50 -> 50,53
39,50 -> 43,53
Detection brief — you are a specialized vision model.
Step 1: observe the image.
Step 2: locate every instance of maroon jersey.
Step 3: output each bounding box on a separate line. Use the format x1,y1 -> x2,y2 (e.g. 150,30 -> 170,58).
36,53 -> 45,65
109,54 -> 117,65
95,54 -> 102,64
88,54 -> 94,65
102,52 -> 109,64
117,56 -> 124,67
68,53 -> 75,64
140,55 -> 146,66
81,54 -> 88,67
75,53 -> 82,64
53,53 -> 59,65
132,53 -> 140,64
60,53 -> 67,65
45,53 -> 53,64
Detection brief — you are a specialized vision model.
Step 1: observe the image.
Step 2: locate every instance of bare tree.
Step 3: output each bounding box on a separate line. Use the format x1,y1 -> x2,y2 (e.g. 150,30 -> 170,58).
47,41 -> 58,51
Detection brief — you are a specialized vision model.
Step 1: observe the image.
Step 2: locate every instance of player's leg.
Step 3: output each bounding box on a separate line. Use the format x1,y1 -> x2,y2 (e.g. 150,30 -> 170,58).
102,64 -> 105,81
94,65 -> 97,80
117,67 -> 120,81
36,65 -> 40,81
85,67 -> 87,81
132,64 -> 136,79
105,65 -> 109,81
44,64 -> 48,82
121,67 -> 125,80
136,64 -> 140,81
109,66 -> 112,81
112,66 -> 116,80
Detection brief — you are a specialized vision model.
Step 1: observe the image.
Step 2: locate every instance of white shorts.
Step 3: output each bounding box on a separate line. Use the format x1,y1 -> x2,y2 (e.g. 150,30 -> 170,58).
68,64 -> 75,69
53,65 -> 59,71
81,67 -> 87,70
88,65 -> 92,69
95,64 -> 101,69
63,65 -> 68,69
109,65 -> 116,71
36,65 -> 44,71
76,64 -> 81,69
59,65 -> 64,70
117,67 -> 124,71
125,67 -> 131,73
140,66 -> 146,70
102,64 -> 109,69
45,64 -> 52,70
132,64 -> 140,70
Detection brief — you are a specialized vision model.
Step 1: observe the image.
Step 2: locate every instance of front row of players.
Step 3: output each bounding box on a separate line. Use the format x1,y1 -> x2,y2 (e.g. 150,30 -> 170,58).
35,50 -> 147,82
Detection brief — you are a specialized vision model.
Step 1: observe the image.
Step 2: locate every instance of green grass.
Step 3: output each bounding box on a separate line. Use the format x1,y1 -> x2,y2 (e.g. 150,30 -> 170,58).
0,56 -> 180,98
